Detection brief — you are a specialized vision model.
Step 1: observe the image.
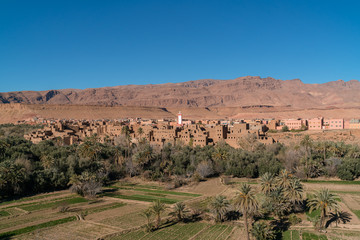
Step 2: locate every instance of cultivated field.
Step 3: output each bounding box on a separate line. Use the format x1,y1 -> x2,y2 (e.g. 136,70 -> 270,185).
1,178 -> 360,240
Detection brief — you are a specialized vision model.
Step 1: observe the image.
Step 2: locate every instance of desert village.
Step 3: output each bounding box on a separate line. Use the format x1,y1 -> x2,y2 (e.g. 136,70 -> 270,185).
21,112 -> 360,148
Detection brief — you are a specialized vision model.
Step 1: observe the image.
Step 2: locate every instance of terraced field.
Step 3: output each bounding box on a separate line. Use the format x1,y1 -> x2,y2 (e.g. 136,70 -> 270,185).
105,182 -> 201,204
111,222 -> 234,240
0,181 -> 203,239
1,178 -> 360,240
0,191 -> 128,239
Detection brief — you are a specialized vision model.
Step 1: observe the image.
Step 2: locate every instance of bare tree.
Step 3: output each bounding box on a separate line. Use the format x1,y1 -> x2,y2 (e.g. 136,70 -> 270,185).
196,160 -> 214,178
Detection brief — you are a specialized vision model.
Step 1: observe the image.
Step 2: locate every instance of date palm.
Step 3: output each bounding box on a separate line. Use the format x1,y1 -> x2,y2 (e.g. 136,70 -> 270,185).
251,221 -> 276,240
276,169 -> 292,189
142,208 -> 153,232
209,195 -> 230,222
268,187 -> 291,219
284,178 -> 303,204
150,200 -> 166,229
233,184 -> 258,240
169,202 -> 188,221
307,188 -> 339,230
40,154 -> 54,169
300,135 -> 313,179
260,172 -> 275,196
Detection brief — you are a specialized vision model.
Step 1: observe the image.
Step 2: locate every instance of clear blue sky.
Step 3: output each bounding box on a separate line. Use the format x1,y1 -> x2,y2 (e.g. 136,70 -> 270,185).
1,0 -> 359,92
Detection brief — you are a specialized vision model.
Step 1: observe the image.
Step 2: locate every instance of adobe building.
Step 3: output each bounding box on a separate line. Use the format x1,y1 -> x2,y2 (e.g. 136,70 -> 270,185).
308,117 -> 323,130
207,124 -> 228,144
266,119 -> 280,130
349,119 -> 360,129
324,118 -> 344,130
277,119 -> 307,130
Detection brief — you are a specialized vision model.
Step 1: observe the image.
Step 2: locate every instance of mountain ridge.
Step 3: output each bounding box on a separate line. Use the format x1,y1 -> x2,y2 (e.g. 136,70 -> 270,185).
1,76 -> 360,109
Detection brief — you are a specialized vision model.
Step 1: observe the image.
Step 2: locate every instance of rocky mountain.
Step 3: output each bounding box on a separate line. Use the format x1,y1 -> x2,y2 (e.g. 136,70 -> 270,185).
1,76 -> 360,108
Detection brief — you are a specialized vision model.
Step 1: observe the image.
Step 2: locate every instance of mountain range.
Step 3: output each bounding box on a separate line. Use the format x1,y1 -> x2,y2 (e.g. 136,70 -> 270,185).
1,76 -> 360,109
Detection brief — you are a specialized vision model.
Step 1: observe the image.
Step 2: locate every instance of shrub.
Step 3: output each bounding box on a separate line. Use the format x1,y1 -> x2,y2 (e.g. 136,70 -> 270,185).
281,126 -> 289,132
288,213 -> 302,225
337,158 -> 360,181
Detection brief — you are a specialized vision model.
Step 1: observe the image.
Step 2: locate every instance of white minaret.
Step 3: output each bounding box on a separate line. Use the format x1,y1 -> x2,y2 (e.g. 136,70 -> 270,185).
177,111 -> 182,125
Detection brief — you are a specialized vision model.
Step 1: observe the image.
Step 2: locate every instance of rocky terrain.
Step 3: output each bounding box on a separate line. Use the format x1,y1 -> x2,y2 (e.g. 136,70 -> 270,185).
1,76 -> 360,108
1,76 -> 360,123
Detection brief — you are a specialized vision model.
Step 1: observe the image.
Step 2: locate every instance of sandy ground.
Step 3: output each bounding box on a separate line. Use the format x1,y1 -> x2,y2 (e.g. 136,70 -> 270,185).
178,178 -> 228,196
3,104 -> 360,124
303,183 -> 360,192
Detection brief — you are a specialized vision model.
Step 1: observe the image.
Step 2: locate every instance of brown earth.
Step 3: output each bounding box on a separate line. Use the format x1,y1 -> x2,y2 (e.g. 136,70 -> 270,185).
2,103 -> 360,125
268,129 -> 360,145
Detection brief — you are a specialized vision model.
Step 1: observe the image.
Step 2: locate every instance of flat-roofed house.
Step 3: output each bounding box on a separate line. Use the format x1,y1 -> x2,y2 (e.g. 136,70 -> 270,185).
326,119 -> 344,130
349,119 -> 360,129
308,117 -> 323,130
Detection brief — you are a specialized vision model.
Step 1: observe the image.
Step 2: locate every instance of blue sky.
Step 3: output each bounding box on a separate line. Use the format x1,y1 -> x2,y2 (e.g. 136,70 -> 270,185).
1,0 -> 359,92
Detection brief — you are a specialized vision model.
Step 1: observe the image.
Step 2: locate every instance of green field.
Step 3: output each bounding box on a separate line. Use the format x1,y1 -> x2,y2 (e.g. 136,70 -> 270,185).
0,210 -> 10,217
114,186 -> 201,197
109,194 -> 179,204
19,197 -> 88,211
105,182 -> 201,204
351,210 -> 360,219
1,178 -> 359,240
283,230 -> 329,240
0,192 -> 63,207
302,232 -> 328,240
0,216 -> 77,239
111,222 -> 235,240
282,230 -> 301,240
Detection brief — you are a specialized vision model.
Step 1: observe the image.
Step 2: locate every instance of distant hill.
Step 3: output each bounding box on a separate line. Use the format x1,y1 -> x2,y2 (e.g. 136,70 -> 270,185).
1,76 -> 360,109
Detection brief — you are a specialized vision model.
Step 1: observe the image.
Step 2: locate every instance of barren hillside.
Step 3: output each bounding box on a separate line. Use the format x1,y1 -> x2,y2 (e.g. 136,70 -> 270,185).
1,76 -> 360,108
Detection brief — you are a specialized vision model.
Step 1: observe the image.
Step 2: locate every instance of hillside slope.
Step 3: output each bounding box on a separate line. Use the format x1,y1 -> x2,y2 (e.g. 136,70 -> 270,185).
1,76 -> 360,108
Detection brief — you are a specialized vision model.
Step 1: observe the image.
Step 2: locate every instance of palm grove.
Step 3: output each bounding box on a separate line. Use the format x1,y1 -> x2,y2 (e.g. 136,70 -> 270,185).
142,171 -> 341,240
0,125 -> 358,233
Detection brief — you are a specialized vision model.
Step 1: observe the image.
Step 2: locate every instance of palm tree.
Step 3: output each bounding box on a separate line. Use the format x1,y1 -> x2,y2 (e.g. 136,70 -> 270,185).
260,172 -> 275,196
251,221 -> 276,240
40,154 -> 54,169
169,202 -> 188,222
267,187 -> 291,219
300,135 -> 313,179
142,208 -> 153,232
276,169 -> 292,189
284,178 -> 303,204
121,125 -> 132,157
150,200 -> 166,229
233,184 -> 259,240
137,127 -> 144,141
77,138 -> 100,160
307,188 -> 339,230
209,195 -> 230,222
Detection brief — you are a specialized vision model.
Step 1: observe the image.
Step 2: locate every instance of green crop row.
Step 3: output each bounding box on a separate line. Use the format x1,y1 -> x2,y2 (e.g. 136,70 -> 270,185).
110,194 -> 178,204
0,192 -> 63,207
0,216 -> 77,239
87,202 -> 126,214
20,197 -> 87,211
114,186 -> 201,197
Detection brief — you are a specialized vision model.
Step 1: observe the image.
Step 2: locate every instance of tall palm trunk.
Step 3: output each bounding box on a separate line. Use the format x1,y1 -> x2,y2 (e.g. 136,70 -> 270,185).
244,211 -> 250,240
156,213 -> 161,229
320,208 -> 326,230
